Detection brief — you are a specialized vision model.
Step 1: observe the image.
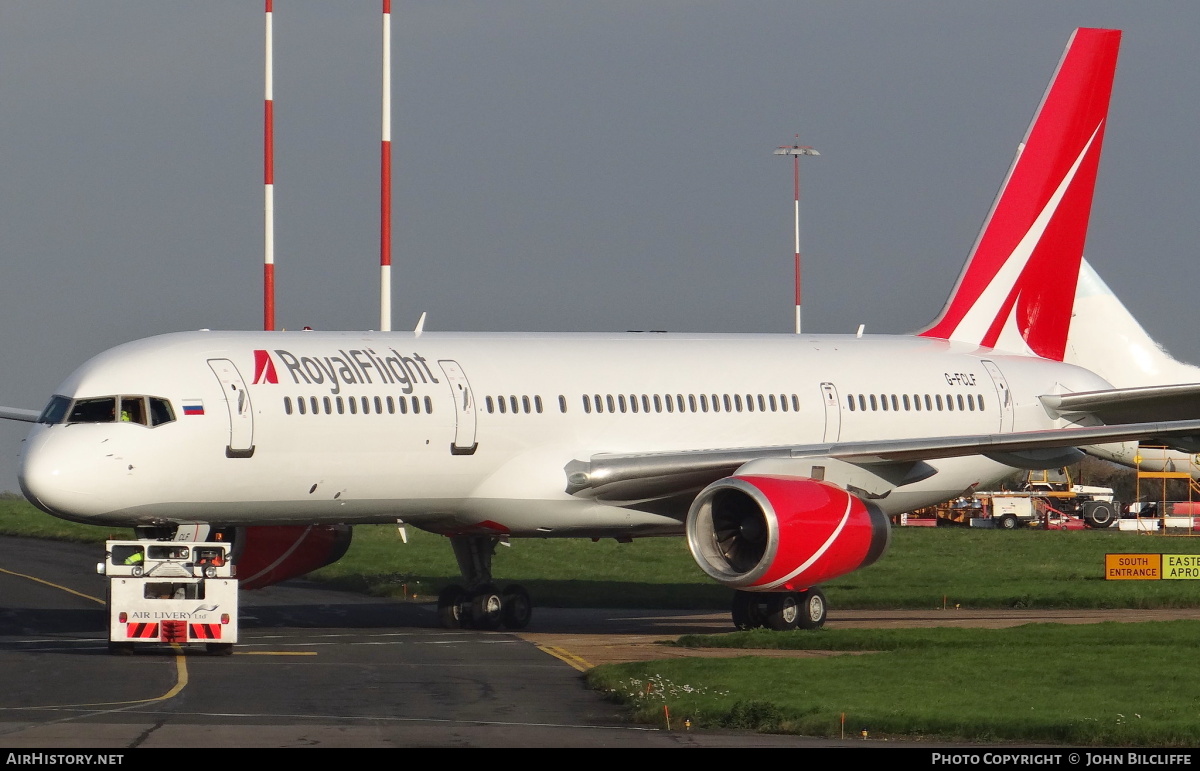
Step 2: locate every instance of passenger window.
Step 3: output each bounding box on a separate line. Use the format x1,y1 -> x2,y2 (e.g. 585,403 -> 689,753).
424,396 -> 433,413
522,395 -> 531,414
535,395 -> 544,414
298,398 -> 307,415
349,398 -> 358,415
559,395 -> 567,413
284,397 -> 293,415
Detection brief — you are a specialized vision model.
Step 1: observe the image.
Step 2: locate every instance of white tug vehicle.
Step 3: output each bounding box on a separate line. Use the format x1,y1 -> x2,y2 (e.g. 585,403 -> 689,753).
99,540 -> 238,655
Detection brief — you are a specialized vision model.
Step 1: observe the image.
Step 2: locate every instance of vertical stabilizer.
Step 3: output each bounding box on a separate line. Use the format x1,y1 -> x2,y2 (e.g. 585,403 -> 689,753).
920,28 -> 1120,361
1065,260 -> 1200,387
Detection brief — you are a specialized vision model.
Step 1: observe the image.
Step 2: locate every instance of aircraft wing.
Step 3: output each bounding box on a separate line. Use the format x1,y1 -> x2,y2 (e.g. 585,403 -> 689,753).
566,418 -> 1200,504
0,406 -> 39,423
1040,383 -> 1200,424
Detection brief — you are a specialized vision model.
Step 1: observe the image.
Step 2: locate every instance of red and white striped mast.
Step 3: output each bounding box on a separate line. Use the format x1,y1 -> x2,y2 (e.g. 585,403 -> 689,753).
263,0 -> 276,331
379,0 -> 393,331
773,138 -> 819,334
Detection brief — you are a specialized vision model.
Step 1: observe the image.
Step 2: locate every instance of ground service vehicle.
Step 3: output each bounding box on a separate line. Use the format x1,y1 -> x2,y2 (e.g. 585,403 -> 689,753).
99,540 -> 238,655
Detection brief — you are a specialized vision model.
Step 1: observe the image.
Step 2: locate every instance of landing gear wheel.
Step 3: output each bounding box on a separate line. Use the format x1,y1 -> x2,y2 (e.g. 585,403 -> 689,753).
1083,500 -> 1117,528
731,590 -> 767,630
998,514 -> 1019,530
206,643 -> 233,656
797,587 -> 827,630
501,584 -> 532,630
107,641 -> 134,656
438,584 -> 468,629
766,592 -> 800,631
470,584 -> 504,631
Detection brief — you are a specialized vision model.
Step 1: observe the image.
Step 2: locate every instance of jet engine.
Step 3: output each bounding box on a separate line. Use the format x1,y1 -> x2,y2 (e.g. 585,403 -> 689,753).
229,524 -> 353,590
686,476 -> 889,591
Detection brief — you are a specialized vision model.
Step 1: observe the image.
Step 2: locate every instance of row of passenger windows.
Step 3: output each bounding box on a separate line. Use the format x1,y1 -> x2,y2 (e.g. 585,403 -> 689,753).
584,392 -> 801,415
283,394 -> 434,416
486,395 -> 549,414
484,392 -> 804,416
847,392 -> 985,413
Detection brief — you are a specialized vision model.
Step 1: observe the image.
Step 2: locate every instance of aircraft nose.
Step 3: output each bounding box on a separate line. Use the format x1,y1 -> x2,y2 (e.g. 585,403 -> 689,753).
18,426 -> 118,521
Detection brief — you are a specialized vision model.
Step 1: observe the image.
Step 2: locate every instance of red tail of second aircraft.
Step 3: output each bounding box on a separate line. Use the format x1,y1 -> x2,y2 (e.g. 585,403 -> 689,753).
919,28 -> 1120,361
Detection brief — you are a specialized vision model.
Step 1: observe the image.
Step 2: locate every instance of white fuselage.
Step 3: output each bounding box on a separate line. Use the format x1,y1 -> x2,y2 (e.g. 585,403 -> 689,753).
18,330 -> 1113,537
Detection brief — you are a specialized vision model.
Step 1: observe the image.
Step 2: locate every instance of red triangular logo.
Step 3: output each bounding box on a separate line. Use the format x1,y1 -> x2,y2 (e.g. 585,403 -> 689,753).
253,350 -> 278,384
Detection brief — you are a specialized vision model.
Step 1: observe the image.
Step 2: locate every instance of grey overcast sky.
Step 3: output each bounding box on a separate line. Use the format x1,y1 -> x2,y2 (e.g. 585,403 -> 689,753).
0,2 -> 1197,492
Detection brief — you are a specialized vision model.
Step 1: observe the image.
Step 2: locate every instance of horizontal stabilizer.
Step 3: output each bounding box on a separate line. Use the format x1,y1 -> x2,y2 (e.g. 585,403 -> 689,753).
1040,383 -> 1200,424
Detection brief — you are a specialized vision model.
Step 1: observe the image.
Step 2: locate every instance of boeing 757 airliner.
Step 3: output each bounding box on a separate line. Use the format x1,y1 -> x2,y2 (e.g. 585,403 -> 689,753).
7,28 -> 1200,633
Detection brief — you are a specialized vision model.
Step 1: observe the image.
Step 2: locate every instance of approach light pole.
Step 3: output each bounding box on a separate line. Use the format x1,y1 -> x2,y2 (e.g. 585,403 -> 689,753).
773,140 -> 819,334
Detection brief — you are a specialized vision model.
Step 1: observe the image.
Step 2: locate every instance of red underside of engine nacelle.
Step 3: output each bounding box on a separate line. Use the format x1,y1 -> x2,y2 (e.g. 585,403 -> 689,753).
231,525 -> 353,590
686,475 -> 890,591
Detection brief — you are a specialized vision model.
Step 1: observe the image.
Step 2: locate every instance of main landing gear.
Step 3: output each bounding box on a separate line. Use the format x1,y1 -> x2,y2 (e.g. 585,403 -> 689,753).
731,587 -> 827,631
437,536 -> 533,630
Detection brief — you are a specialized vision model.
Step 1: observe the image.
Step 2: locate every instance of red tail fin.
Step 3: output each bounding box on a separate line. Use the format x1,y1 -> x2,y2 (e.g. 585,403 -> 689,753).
919,28 -> 1120,361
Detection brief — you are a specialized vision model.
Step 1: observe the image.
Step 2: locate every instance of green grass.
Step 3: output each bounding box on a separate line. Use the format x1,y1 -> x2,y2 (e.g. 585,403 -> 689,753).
0,497 -> 131,543
314,523 -> 1200,609
5,495 -> 1200,609
587,622 -> 1200,745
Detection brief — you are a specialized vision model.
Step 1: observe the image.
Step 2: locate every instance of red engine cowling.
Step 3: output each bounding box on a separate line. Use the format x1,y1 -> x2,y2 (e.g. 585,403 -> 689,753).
229,525 -> 353,590
686,476 -> 889,591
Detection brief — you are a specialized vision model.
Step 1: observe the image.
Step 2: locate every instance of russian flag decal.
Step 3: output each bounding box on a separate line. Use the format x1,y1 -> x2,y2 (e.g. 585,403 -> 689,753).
183,400 -> 205,416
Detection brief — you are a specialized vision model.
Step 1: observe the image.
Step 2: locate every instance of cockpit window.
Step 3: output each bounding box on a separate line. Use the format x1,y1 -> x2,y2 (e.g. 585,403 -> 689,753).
52,395 -> 177,427
149,397 -> 175,426
119,396 -> 147,425
37,395 -> 71,425
68,397 -> 116,423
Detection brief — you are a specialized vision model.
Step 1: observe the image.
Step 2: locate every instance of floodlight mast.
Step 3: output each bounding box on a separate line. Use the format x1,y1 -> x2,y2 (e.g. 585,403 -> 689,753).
380,0 -> 393,332
263,0 -> 275,331
773,141 -> 819,334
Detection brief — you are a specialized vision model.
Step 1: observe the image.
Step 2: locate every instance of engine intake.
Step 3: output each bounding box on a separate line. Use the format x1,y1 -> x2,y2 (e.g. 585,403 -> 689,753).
686,476 -> 889,591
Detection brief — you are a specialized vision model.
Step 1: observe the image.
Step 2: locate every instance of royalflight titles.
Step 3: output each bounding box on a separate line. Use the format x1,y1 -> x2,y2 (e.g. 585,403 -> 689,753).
272,348 -> 440,396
